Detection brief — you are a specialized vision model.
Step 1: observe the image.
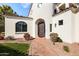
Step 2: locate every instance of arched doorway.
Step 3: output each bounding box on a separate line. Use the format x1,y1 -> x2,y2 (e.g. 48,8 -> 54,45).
36,18 -> 45,37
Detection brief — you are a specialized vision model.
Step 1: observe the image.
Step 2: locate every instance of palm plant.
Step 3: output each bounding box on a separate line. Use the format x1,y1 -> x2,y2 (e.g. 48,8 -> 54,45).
0,4 -> 18,32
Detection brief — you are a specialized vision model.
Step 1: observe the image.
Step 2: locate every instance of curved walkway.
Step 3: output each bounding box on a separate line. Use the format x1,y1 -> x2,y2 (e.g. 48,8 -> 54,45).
29,37 -> 79,56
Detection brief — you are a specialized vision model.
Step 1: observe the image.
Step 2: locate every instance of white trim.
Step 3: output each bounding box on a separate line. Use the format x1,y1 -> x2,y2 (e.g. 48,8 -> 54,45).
15,32 -> 28,34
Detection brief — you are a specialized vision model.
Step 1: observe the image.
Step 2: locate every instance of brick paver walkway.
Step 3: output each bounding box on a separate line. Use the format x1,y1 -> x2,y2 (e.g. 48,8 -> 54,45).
29,37 -> 59,56
29,37 -> 79,56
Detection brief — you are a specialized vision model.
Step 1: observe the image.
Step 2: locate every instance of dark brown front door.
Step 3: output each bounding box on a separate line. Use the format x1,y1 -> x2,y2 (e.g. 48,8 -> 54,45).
38,22 -> 45,37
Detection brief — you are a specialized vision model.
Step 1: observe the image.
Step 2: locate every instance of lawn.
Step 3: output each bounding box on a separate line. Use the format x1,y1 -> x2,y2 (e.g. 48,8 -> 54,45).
0,43 -> 30,56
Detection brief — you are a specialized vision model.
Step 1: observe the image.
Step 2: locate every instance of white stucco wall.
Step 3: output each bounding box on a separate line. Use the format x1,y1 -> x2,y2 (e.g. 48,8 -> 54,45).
29,3 -> 53,38
5,3 -> 79,43
52,10 -> 74,43
74,12 -> 79,43
5,16 -> 33,38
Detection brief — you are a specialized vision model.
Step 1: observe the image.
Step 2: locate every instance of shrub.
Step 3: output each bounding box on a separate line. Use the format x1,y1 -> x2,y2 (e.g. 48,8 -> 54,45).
0,32 -> 4,40
0,36 -> 4,40
63,46 -> 70,52
50,33 -> 58,41
50,33 -> 63,45
56,37 -> 63,42
6,36 -> 16,40
1,32 -> 5,36
50,33 -> 58,38
30,36 -> 35,40
24,33 -> 30,40
50,33 -> 58,45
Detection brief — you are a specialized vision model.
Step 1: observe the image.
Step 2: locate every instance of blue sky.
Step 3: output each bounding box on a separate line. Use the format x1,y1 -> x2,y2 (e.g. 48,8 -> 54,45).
0,3 -> 31,16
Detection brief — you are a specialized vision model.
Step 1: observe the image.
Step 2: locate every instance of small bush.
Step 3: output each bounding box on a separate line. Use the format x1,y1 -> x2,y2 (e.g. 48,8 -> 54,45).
56,37 -> 63,42
30,36 -> 35,40
24,33 -> 34,40
50,33 -> 63,45
0,32 -> 5,37
6,36 -> 16,40
50,33 -> 58,45
50,33 -> 58,38
63,46 -> 70,52
24,33 -> 30,40
50,33 -> 58,41
0,36 -> 4,40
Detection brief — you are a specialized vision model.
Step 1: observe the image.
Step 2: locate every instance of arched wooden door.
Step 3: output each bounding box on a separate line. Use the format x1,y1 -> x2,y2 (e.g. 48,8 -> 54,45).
38,22 -> 45,37
36,18 -> 45,37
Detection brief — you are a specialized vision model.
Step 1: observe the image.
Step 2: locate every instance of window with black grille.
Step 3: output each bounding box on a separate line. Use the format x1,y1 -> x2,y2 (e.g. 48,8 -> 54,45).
16,21 -> 27,32
58,20 -> 63,25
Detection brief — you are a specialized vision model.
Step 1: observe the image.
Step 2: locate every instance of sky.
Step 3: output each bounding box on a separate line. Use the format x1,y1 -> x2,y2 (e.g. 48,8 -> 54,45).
0,3 -> 31,16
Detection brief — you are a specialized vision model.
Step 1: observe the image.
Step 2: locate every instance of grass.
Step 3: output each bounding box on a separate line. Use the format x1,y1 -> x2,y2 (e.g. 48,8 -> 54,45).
0,43 -> 30,56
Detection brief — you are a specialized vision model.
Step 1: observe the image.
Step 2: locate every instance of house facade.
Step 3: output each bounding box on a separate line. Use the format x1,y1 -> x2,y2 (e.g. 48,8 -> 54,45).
4,3 -> 79,43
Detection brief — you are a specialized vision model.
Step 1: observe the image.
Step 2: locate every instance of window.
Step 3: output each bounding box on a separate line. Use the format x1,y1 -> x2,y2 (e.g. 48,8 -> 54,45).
55,23 -> 57,28
37,3 -> 42,8
54,9 -> 57,14
59,20 -> 63,25
16,21 -> 27,32
50,24 -> 52,32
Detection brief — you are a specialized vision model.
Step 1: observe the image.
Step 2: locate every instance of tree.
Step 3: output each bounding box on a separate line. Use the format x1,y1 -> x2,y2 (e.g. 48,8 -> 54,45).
0,6 -> 3,14
1,5 -> 14,15
0,15 -> 5,32
0,4 -> 18,16
0,4 -> 18,32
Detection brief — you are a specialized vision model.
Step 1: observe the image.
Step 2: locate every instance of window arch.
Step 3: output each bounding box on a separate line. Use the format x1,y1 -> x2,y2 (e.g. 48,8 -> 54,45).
16,21 -> 27,32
